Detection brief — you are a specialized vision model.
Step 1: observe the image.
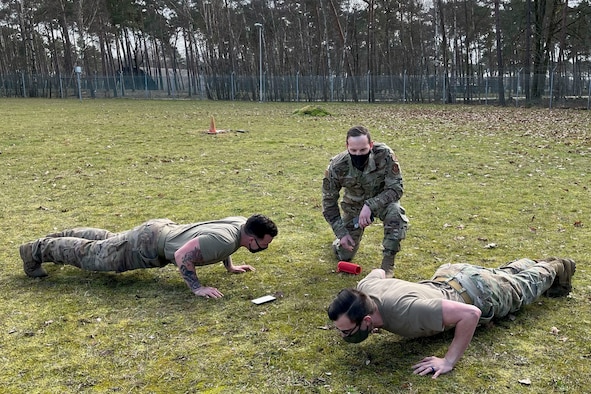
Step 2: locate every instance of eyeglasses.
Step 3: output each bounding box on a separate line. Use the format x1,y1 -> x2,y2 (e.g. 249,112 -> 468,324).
253,237 -> 263,249
338,322 -> 361,337
251,236 -> 268,251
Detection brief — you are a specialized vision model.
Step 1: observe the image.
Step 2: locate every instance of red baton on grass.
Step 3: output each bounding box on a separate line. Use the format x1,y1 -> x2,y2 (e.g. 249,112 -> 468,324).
337,261 -> 362,275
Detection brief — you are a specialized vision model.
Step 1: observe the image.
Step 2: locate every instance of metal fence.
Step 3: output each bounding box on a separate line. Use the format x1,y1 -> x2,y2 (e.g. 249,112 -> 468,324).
2,70 -> 590,108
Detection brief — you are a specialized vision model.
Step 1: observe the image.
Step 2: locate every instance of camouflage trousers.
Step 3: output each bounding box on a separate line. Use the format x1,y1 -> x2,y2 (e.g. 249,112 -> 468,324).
431,258 -> 556,323
30,219 -> 175,272
335,201 -> 409,261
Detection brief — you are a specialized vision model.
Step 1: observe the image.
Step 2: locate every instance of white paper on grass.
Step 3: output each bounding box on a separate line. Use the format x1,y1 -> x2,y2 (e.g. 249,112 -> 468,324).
251,295 -> 276,305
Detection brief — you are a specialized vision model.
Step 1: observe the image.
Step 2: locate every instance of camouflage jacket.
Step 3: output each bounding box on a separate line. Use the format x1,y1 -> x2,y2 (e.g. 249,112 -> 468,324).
322,142 -> 403,238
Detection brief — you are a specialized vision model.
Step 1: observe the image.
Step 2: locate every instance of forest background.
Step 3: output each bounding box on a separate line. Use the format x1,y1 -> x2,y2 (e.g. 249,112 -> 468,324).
1,0 -> 591,105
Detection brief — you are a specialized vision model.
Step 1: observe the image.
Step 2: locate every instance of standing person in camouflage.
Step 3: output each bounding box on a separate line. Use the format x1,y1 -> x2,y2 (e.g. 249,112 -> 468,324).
328,257 -> 576,378
19,214 -> 278,299
322,125 -> 408,276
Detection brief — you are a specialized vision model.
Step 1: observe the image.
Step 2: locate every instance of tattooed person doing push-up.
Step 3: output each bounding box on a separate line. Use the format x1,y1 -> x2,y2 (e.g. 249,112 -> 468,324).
19,214 -> 277,299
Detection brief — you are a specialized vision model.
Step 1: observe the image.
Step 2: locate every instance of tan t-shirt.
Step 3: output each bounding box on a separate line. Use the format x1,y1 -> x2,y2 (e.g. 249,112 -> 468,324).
357,270 -> 464,338
163,217 -> 246,264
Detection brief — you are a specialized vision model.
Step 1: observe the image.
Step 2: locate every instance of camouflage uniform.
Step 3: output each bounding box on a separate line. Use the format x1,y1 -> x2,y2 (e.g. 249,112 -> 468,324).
21,217 -> 247,276
427,258 -> 562,323
356,257 -> 574,338
24,219 -> 174,273
322,142 -> 408,262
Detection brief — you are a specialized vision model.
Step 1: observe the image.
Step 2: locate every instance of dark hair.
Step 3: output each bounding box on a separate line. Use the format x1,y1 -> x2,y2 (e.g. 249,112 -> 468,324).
327,288 -> 375,324
245,214 -> 278,238
346,125 -> 372,144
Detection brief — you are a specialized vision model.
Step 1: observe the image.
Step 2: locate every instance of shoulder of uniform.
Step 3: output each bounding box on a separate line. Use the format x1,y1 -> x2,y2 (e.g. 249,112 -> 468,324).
372,143 -> 394,159
327,151 -> 350,177
329,151 -> 350,166
372,142 -> 393,153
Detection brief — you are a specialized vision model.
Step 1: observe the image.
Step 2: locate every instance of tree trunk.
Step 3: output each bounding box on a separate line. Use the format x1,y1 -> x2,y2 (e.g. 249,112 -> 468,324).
524,0 -> 532,102
495,0 -> 505,106
437,0 -> 451,103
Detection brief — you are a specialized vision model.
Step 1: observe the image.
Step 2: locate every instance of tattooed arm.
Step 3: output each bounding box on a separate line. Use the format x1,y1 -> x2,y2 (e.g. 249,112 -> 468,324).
174,237 -> 224,299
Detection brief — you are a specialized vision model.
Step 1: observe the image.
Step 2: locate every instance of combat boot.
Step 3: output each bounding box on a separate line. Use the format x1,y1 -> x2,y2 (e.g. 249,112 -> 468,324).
331,239 -> 340,260
19,242 -> 47,278
380,253 -> 396,278
542,257 -> 576,297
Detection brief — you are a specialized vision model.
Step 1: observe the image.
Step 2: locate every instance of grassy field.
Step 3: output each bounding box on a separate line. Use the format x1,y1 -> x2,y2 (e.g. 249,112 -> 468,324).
1,98 -> 590,394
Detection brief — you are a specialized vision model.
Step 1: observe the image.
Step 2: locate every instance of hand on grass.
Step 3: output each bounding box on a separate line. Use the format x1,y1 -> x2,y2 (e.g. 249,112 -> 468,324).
411,356 -> 454,379
194,286 -> 224,299
227,264 -> 256,274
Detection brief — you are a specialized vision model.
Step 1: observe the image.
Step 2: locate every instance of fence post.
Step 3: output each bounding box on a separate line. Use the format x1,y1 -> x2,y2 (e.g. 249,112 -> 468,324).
403,70 -> 407,102
93,72 -> 97,98
516,68 -> 522,107
296,71 -> 299,102
170,72 -> 176,98
21,72 -> 26,97
549,65 -> 556,109
367,70 -> 370,103
119,70 -> 124,97
330,74 -> 334,102
75,66 -> 82,101
231,72 -> 235,101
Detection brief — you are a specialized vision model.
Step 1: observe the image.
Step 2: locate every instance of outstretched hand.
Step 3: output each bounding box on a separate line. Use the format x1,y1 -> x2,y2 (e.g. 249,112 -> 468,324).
227,264 -> 256,274
411,356 -> 454,379
194,286 -> 224,299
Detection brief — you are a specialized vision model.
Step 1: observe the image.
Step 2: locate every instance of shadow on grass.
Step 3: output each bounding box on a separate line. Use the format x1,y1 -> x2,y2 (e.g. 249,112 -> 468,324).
8,265 -> 193,304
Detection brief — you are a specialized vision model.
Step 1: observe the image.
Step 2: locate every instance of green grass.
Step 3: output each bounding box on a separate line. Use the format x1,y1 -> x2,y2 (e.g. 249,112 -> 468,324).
1,99 -> 590,393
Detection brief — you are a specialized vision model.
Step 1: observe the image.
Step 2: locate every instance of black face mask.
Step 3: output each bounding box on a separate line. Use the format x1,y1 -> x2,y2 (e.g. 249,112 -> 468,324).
248,237 -> 268,253
342,326 -> 371,343
350,152 -> 370,171
248,245 -> 267,253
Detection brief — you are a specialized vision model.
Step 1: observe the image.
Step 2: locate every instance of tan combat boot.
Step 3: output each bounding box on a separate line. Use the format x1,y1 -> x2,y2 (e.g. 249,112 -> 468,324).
542,257 -> 576,297
20,242 -> 48,278
380,254 -> 396,278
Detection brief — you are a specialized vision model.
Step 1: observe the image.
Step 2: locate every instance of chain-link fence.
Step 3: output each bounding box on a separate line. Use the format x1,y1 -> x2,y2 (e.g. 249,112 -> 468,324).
2,70 -> 590,109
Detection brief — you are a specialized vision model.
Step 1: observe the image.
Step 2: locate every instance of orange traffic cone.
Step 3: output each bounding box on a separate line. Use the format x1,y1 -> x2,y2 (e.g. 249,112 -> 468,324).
207,116 -> 217,134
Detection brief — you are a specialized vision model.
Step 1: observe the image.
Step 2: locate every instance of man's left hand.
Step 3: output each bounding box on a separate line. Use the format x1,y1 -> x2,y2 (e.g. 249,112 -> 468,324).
411,356 -> 454,379
227,264 -> 256,274
358,204 -> 373,229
